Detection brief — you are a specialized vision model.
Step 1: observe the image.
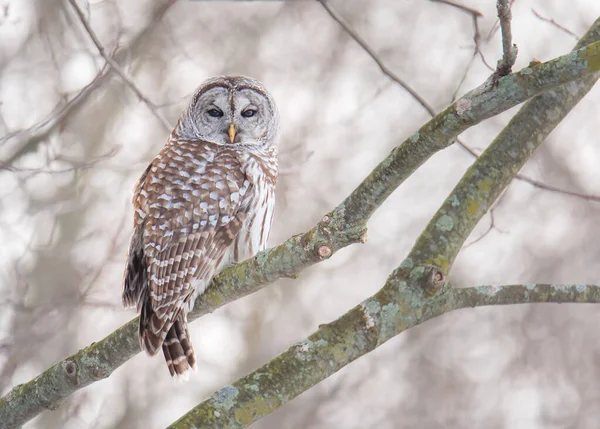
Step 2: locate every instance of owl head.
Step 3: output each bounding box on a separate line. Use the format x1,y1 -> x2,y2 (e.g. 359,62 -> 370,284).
174,75 -> 280,148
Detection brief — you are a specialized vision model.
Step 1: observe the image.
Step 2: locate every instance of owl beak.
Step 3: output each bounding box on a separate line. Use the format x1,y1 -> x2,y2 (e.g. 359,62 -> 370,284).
228,123 -> 237,143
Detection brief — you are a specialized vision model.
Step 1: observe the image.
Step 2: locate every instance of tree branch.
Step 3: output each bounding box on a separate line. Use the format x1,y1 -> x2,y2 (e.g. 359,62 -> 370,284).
495,0 -> 518,76
1,0 -> 175,166
318,0 -> 434,116
532,8 -> 579,41
0,63 -> 111,165
166,19 -> 600,429
67,0 -> 172,132
2,23 -> 600,429
453,283 -> 600,307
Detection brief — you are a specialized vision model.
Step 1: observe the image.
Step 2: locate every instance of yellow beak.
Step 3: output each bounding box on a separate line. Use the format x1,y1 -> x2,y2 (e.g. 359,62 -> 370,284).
228,123 -> 236,143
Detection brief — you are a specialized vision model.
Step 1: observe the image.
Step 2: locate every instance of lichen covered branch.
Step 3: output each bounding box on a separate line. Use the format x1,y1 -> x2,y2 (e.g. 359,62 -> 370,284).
453,284 -> 600,307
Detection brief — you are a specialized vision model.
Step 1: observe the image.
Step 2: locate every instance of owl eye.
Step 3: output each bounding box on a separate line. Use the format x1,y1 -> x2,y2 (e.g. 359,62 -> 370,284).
207,108 -> 223,118
241,108 -> 257,118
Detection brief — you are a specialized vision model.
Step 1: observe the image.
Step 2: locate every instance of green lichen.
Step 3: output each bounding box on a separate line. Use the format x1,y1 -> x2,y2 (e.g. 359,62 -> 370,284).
214,386 -> 239,410
399,258 -> 414,270
583,41 -> 600,72
234,395 -> 273,426
449,194 -> 460,207
436,215 -> 454,232
362,300 -> 381,316
379,303 -> 401,342
410,266 -> 425,281
409,131 -> 420,143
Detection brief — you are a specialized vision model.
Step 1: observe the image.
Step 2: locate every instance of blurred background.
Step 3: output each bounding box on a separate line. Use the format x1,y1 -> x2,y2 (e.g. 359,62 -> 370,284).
1,0 -> 600,428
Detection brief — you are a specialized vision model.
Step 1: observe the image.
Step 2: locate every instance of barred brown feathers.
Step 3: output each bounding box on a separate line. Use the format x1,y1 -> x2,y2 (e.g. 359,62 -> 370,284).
122,76 -> 279,377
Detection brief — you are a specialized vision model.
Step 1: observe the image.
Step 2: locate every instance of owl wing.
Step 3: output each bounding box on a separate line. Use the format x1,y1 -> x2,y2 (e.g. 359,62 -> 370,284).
123,141 -> 253,354
122,163 -> 152,309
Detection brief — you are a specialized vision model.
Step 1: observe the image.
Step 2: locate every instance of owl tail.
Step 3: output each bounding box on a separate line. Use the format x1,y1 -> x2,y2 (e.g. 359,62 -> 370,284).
139,299 -> 197,377
162,314 -> 197,377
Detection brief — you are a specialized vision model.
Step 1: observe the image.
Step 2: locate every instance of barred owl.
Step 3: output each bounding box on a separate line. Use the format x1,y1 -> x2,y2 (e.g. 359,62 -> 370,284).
122,76 -> 280,377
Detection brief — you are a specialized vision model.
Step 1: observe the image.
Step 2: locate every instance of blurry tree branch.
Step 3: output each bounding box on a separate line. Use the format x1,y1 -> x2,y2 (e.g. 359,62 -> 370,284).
168,20 -> 600,428
532,8 -> 580,40
318,0 -> 433,115
322,0 -> 600,203
67,0 -> 172,132
0,63 -> 111,165
1,15 -> 600,429
0,0 -> 175,165
430,0 -> 483,18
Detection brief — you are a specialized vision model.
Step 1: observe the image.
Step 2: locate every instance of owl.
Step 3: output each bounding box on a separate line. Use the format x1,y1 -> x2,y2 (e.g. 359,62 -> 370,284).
122,76 -> 280,377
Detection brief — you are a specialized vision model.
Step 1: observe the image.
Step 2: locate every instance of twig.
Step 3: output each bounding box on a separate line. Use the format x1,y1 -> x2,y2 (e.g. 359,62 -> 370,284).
531,8 -> 580,41
430,0 -> 483,17
0,63 -> 111,164
450,4 -> 494,100
495,0 -> 518,77
0,147 -> 120,175
67,0 -> 172,132
514,174 -> 600,202
463,205 -> 507,248
317,0 -> 435,117
1,1 -> 173,166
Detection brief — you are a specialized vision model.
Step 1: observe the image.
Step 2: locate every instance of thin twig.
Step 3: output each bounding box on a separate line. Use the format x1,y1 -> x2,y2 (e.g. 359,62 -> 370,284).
430,0 -> 482,18
318,0 -> 435,116
515,174 -> 600,202
495,0 -> 518,76
0,63 -> 111,164
450,2 -> 495,100
67,0 -> 172,132
531,8 -> 580,41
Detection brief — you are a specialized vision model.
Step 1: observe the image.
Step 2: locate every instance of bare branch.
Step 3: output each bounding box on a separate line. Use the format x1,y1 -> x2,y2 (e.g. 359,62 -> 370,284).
67,0 -> 172,132
429,0 -> 483,18
495,0 -> 518,76
532,8 -> 580,40
318,0 -> 435,116
0,63 -> 111,164
515,174 -> 600,202
1,1 -> 174,166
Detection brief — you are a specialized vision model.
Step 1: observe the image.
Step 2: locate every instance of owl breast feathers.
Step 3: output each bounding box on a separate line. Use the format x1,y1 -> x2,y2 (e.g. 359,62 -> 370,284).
122,76 -> 279,377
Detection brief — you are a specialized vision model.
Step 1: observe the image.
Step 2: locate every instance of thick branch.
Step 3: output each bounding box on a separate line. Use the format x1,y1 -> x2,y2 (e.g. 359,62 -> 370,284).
2,24 -> 600,429
167,19 -> 600,429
